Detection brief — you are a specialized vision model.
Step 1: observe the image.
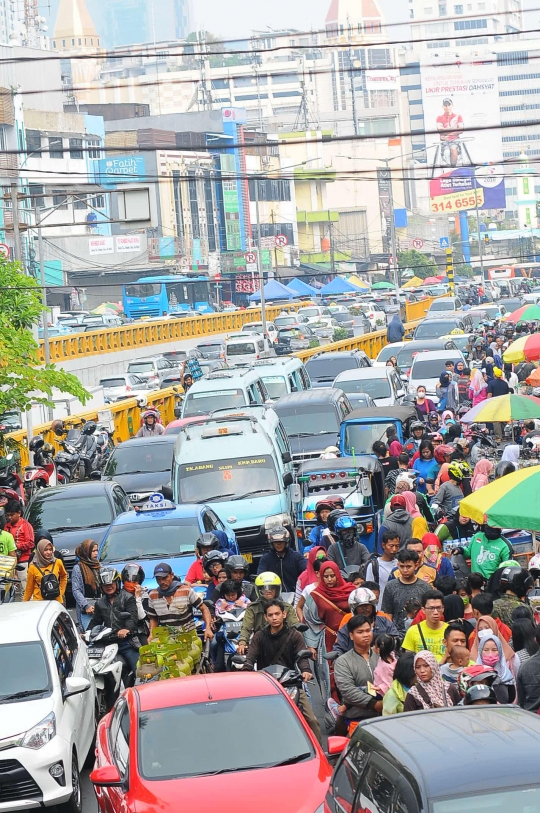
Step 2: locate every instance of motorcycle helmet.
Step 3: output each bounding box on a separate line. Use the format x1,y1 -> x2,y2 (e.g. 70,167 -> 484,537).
495,460 -> 517,478
82,420 -> 97,436
225,555 -> 250,579
427,412 -> 440,428
121,563 -> 145,585
203,549 -> 229,577
29,434 -> 44,452
463,684 -> 498,705
458,664 -> 497,697
483,525 -> 503,541
434,443 -> 453,464
499,566 -> 534,599
254,571 -> 281,600
327,508 -> 350,534
348,587 -> 377,613
196,532 -> 220,553
267,526 -> 290,547
100,567 -> 121,589
411,420 -> 425,435
315,499 -> 339,518
51,419 -> 65,436
334,515 -> 357,548
448,461 -> 465,482
529,553 -> 540,578
142,410 -> 157,425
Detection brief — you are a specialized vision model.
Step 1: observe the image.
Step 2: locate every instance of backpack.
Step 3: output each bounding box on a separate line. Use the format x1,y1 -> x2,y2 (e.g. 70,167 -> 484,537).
360,553 -> 380,583
36,565 -> 60,600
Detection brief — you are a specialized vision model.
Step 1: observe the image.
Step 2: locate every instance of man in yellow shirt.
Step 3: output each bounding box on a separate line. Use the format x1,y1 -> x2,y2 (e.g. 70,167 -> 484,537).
402,590 -> 447,661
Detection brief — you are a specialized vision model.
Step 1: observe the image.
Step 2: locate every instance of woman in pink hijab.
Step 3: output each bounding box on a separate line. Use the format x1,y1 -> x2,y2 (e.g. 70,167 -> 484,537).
402,490 -> 429,538
471,458 -> 493,492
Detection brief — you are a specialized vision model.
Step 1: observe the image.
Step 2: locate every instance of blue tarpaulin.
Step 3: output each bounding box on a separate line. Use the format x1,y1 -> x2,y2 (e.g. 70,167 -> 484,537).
319,277 -> 363,295
249,279 -> 301,301
286,278 -> 318,296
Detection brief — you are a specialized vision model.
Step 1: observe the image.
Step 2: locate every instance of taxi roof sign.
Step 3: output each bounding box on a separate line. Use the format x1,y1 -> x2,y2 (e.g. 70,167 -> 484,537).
136,493 -> 176,513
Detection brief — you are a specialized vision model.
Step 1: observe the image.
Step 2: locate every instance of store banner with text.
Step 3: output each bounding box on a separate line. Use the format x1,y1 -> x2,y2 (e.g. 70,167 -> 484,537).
430,167 -> 506,213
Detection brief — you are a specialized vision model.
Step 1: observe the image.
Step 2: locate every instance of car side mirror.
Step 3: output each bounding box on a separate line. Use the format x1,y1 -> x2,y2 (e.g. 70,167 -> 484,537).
281,450 -> 292,464
283,472 -> 294,488
291,483 -> 302,504
174,406 -> 182,418
63,677 -> 91,699
397,389 -> 405,398
90,765 -> 123,788
327,736 -> 349,756
161,485 -> 174,501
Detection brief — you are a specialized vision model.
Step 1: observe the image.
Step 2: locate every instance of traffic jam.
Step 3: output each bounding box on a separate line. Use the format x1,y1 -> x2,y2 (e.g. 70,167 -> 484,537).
4,279 -> 540,813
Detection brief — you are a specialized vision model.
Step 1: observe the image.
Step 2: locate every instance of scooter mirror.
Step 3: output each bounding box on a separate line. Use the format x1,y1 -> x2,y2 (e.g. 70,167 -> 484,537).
296,649 -> 313,661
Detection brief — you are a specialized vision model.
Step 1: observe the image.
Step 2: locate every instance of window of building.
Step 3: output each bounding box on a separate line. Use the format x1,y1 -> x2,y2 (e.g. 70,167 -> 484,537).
172,169 -> 184,238
87,139 -> 101,159
454,17 -> 487,28
248,178 -> 291,201
52,189 -> 68,208
271,72 -> 299,84
203,171 -> 216,253
48,137 -> 63,159
74,194 -> 87,209
78,38 -> 81,45
69,137 -> 83,159
358,116 -> 397,137
454,4 -> 463,13
187,171 -> 200,240
91,194 -> 105,208
29,184 -> 45,208
62,39 -> 65,46
439,3 -> 447,14
212,78 -> 229,89
497,51 -> 529,66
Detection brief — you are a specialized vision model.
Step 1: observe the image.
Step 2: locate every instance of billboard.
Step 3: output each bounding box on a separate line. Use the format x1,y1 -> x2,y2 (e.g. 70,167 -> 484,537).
96,155 -> 146,186
421,61 -> 505,211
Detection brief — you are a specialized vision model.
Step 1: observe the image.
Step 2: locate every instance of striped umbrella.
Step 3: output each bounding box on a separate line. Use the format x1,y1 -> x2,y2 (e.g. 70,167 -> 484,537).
503,333 -> 540,364
460,465 -> 540,530
503,304 -> 540,324
460,393 -> 540,423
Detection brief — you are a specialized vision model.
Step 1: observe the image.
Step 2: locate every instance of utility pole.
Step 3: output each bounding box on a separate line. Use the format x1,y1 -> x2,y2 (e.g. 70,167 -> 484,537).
349,49 -> 358,136
37,221 -> 53,420
10,181 -> 21,262
474,187 -> 485,283
254,175 -> 267,335
328,211 -> 336,276
385,159 -> 399,290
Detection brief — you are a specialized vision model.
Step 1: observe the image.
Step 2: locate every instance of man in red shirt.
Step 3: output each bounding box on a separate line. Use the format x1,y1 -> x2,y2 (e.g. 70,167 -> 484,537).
5,500 -> 34,600
436,99 -> 464,167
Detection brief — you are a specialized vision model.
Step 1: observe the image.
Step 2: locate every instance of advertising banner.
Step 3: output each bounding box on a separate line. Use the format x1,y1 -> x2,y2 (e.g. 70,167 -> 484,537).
421,60 -> 505,211
96,155 -> 146,186
116,235 -> 141,253
89,236 -> 113,254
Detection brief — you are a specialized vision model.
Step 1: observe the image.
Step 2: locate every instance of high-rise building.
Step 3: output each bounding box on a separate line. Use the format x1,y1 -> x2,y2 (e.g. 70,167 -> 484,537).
408,0 -> 522,47
95,0 -> 191,48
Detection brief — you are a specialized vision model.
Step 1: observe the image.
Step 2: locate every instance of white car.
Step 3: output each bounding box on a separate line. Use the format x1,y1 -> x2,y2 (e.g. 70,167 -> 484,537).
373,342 -> 405,367
99,373 -> 151,402
333,365 -> 407,408
0,602 -> 96,812
297,305 -> 333,324
241,320 -> 278,344
408,348 -> 466,403
359,301 -> 387,330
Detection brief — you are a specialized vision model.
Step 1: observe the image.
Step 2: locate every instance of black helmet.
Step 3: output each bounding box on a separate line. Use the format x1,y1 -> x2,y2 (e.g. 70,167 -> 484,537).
483,525 -> 503,541
327,508 -> 349,533
203,550 -> 229,577
29,434 -> 45,452
121,563 -> 145,584
225,555 -> 250,578
499,566 -> 534,599
463,684 -> 498,705
196,532 -> 220,552
267,526 -> 289,546
495,461 -> 517,479
82,420 -> 97,436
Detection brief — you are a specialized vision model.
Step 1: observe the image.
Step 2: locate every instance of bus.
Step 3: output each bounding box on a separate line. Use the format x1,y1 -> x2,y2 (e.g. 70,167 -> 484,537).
122,275 -> 214,319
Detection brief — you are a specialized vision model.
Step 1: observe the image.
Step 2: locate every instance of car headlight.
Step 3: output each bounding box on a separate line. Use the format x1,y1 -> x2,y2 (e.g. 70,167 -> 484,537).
265,513 -> 292,530
22,712 -> 56,750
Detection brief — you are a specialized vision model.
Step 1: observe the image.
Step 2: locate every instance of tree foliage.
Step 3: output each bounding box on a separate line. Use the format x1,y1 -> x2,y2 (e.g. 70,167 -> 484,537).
0,259 -> 88,415
397,249 -> 438,279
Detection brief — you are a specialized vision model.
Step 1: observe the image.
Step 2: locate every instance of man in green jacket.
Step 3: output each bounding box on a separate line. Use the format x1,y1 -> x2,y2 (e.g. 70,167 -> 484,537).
457,526 -> 511,580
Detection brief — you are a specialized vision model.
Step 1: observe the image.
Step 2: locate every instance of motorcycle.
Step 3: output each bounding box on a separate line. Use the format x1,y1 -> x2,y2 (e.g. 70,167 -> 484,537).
23,435 -> 58,500
213,605 -> 246,671
54,440 -> 82,484
231,647 -> 313,707
84,625 -> 130,717
0,453 -> 25,503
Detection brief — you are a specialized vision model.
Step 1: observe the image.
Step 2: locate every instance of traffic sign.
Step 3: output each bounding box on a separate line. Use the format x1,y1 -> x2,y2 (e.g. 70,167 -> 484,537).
412,238 -> 424,250
179,256 -> 189,266
245,252 -> 257,264
275,234 -> 288,247
439,237 -> 450,249
214,272 -> 221,281
0,243 -> 9,259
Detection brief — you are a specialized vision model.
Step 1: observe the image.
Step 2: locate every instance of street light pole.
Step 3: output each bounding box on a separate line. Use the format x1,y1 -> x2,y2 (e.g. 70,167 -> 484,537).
253,175 -> 267,335
385,159 -> 399,291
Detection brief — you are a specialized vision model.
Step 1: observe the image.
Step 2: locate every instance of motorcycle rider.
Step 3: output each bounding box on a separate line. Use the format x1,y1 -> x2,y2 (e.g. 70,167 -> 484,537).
136,410 -> 165,438
208,555 -> 256,602
404,421 -> 427,458
185,532 -> 220,584
243,598 -> 322,744
333,587 -> 400,654
237,572 -> 298,654
327,514 -> 370,570
4,499 -> 34,600
256,526 -> 306,593
147,562 -> 214,641
305,499 -> 341,551
88,567 -> 140,685
202,549 -> 229,598
491,566 -> 534,626
454,525 -> 512,580
121,563 -> 149,645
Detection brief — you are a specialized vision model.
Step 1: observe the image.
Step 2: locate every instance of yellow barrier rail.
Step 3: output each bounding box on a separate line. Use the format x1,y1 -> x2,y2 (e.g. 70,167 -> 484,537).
38,295 -> 436,364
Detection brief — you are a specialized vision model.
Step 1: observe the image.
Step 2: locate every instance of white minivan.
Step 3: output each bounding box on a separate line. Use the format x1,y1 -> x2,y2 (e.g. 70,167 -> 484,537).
225,332 -> 274,366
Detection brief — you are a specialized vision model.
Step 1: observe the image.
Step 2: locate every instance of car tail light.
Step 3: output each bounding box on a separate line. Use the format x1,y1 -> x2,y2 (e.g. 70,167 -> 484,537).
365,521 -> 374,533
126,385 -> 131,391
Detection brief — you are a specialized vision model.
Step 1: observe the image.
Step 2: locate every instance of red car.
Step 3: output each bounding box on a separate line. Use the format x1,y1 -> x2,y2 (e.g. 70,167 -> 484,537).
90,671 -> 334,813
163,416 -> 208,434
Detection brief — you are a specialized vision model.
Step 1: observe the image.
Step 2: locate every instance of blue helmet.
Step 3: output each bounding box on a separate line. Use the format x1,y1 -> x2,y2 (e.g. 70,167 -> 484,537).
334,515 -> 356,531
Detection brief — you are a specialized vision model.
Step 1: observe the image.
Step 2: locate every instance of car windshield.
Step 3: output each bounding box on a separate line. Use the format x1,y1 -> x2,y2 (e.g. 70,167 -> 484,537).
277,406 -> 339,436
275,316 -> 298,327
343,421 -> 397,454
411,358 -> 461,379
376,345 -> 400,363
138,695 -> 312,779
299,308 -> 320,318
415,322 -> 459,340
100,378 -> 127,388
332,313 -> 352,323
198,344 -> 222,353
183,389 -> 246,417
261,375 -> 288,399
127,362 -> 154,374
278,329 -> 301,340
26,495 -> 113,531
0,642 -> 51,702
100,520 -> 200,562
306,358 -> 358,380
242,324 -> 263,332
105,444 -> 173,476
227,342 -> 255,356
448,336 -> 469,351
177,455 -> 279,503
338,376 -> 391,399
468,313 -> 488,327
433,787 -> 540,812
430,300 -> 455,311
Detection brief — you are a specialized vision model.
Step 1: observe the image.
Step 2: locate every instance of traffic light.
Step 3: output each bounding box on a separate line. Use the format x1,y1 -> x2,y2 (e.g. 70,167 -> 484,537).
484,234 -> 490,244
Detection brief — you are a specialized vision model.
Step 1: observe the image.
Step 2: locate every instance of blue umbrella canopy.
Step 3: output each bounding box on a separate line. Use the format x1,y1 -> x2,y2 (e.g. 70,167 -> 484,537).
319,277 -> 363,295
286,278 -> 318,296
248,279 -> 300,301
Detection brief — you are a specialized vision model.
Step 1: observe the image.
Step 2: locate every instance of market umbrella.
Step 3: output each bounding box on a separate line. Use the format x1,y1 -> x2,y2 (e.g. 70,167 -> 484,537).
503,334 -> 540,364
371,281 -> 396,290
526,368 -> 540,386
320,277 -> 363,295
286,278 -> 318,297
422,276 -> 441,285
460,465 -> 540,531
91,303 -> 118,315
347,274 -> 370,290
503,304 -> 540,324
460,393 -> 540,423
249,279 -> 299,301
402,276 -> 424,288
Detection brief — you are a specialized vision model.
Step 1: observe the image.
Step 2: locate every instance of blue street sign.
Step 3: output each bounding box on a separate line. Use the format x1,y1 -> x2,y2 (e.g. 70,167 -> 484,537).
439,237 -> 450,248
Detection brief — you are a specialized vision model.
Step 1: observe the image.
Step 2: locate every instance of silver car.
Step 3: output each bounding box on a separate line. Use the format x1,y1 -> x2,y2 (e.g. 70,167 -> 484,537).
126,355 -> 178,388
100,374 -> 150,402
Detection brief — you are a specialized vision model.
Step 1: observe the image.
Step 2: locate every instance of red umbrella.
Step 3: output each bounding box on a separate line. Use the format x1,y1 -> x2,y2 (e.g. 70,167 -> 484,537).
423,276 -> 441,285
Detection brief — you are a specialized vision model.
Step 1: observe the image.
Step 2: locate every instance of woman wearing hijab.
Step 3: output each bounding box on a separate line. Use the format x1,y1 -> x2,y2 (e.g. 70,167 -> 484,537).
422,533 -> 456,578
475,631 -> 516,703
378,494 -> 414,550
294,546 -> 327,607
72,538 -> 102,629
470,615 -> 518,673
23,538 -> 68,603
468,368 -> 488,407
403,650 -> 461,710
414,440 -> 440,496
500,445 -> 520,467
436,373 -> 459,413
503,363 -> 519,393
471,459 -> 494,492
402,490 -> 430,538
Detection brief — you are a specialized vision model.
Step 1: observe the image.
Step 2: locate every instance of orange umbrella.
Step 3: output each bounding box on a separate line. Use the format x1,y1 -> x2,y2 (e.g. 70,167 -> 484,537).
526,367 -> 540,386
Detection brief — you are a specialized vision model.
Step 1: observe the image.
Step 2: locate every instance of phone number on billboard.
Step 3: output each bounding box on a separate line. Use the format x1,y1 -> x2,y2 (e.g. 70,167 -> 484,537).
430,189 -> 484,213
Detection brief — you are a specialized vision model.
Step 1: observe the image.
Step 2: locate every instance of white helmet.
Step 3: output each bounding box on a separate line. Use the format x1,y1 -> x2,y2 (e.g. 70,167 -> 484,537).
321,446 -> 339,460
348,587 -> 377,613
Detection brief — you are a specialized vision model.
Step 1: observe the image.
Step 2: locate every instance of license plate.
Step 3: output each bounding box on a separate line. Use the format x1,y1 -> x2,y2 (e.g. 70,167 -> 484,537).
88,647 -> 104,657
243,552 -> 253,563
